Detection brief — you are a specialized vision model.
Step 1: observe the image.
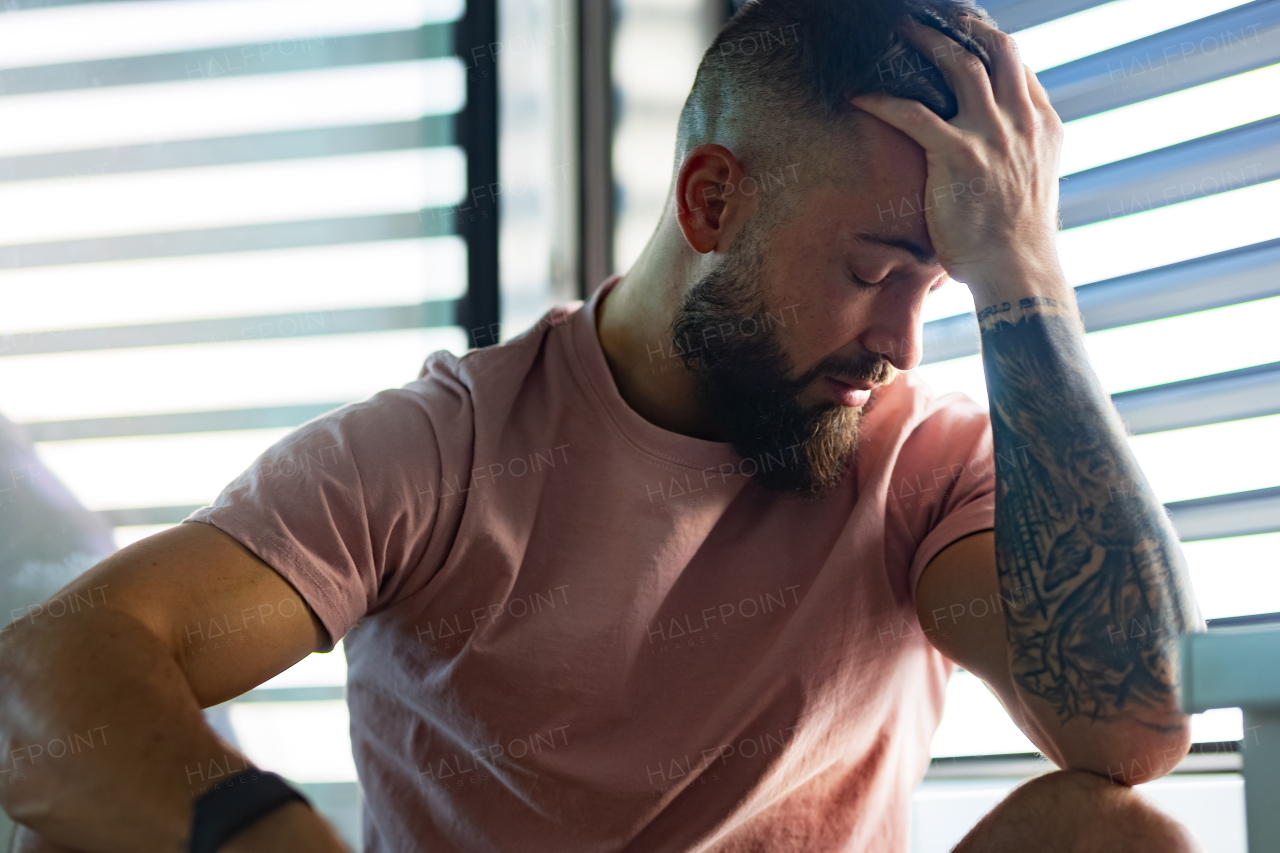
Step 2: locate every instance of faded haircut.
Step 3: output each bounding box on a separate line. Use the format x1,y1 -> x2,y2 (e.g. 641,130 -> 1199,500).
672,0 -> 996,227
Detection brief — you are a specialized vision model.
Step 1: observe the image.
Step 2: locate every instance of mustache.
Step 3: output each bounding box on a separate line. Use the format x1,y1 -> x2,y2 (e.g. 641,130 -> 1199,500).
798,351 -> 898,390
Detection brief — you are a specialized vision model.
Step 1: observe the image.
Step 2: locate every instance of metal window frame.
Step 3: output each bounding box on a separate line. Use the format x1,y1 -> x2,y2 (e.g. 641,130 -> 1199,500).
1182,624 -> 1280,852
455,0 -> 502,345
577,0 -> 614,297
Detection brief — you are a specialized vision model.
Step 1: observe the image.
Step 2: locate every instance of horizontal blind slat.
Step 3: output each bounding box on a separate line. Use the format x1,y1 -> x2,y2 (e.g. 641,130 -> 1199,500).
0,302 -> 460,357
0,209 -> 458,269
1059,113 -> 1280,228
922,238 -> 1280,363
1041,0 -> 1280,120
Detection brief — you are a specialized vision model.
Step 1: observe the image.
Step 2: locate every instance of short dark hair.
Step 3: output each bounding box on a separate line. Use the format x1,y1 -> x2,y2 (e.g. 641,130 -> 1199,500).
673,0 -> 995,210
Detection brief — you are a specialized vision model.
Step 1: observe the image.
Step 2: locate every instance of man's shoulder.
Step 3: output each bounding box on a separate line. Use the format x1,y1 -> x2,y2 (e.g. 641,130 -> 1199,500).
419,300 -> 585,391
867,370 -> 990,442
889,372 -> 993,477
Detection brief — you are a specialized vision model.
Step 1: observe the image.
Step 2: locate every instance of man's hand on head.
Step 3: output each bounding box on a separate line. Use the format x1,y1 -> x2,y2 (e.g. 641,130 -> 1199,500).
888,18 -> 1202,783
851,17 -> 1069,309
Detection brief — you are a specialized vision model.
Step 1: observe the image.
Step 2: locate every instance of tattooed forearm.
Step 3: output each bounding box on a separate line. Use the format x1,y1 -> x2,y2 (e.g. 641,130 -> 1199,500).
978,300 -> 1204,727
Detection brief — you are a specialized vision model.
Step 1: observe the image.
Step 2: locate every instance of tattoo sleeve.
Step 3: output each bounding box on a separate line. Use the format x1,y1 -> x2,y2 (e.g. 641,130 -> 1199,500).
978,297 -> 1205,729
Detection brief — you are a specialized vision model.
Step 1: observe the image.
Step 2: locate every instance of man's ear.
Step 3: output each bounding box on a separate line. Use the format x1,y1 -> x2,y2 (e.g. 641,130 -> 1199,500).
675,144 -> 751,255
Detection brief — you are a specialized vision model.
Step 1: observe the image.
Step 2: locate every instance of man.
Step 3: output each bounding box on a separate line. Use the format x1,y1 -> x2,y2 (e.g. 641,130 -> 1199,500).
0,0 -> 1207,850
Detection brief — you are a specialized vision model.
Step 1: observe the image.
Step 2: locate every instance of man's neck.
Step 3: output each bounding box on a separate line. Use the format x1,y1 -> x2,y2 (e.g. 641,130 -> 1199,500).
594,241 -> 725,442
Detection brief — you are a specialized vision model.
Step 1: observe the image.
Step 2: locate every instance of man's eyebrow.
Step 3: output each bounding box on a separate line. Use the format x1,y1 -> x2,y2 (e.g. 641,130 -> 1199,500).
855,233 -> 938,266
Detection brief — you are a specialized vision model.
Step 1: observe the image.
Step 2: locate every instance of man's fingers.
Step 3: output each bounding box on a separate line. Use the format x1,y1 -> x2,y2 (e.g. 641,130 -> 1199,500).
899,18 -> 996,118
962,16 -> 1030,108
850,92 -> 961,153
1023,63 -> 1054,113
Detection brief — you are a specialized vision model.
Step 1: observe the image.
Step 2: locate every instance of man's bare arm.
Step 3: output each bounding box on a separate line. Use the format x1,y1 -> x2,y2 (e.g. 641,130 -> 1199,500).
856,15 -> 1205,777
0,521 -> 351,852
917,532 -> 1073,767
976,297 -> 1204,767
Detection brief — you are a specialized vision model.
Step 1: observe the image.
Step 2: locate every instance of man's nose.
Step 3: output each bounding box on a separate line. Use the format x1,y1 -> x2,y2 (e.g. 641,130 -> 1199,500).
860,295 -> 925,372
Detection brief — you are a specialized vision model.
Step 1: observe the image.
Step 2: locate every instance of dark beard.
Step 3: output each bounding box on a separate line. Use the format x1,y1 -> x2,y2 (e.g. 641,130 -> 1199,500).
670,238 -> 895,500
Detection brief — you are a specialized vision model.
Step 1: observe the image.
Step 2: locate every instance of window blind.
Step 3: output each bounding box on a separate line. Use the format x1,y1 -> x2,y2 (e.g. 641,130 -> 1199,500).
0,0 -> 499,844
0,0 -> 491,544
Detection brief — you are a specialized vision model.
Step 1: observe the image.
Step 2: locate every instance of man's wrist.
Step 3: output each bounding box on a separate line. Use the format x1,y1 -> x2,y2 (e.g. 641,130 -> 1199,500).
974,294 -> 1083,334
964,256 -> 1080,333
192,769 -> 309,853
217,801 -> 351,853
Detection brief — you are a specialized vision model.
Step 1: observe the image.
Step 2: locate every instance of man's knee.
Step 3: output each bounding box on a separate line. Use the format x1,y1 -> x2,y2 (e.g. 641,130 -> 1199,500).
953,769 -> 1203,853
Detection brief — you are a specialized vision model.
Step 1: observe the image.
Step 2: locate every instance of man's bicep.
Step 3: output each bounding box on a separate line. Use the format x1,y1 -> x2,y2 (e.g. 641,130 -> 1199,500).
916,530 -> 1010,687
56,520 -> 328,708
917,530 -> 1069,764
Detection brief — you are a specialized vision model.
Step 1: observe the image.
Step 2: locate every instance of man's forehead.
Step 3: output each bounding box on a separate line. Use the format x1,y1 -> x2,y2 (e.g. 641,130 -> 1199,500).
783,168 -> 930,257
814,114 -> 934,250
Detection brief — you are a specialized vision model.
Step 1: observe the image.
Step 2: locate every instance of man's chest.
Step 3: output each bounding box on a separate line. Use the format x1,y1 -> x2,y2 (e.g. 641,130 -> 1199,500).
349,497 -> 926,785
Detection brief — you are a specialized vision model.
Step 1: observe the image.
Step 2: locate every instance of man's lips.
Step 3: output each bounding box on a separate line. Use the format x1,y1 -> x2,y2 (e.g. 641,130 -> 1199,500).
824,376 -> 876,408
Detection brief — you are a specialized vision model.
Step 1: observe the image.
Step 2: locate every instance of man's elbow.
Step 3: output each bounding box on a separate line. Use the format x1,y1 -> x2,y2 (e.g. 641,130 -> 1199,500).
1055,717 -> 1193,787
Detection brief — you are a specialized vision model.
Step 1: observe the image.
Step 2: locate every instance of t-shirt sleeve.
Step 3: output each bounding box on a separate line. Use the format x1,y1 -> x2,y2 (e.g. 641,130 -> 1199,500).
183,381 -> 461,651
884,392 -> 997,609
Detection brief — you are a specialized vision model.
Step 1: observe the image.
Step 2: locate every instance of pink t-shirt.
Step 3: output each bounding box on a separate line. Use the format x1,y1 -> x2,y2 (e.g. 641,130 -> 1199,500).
186,275 -> 995,852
